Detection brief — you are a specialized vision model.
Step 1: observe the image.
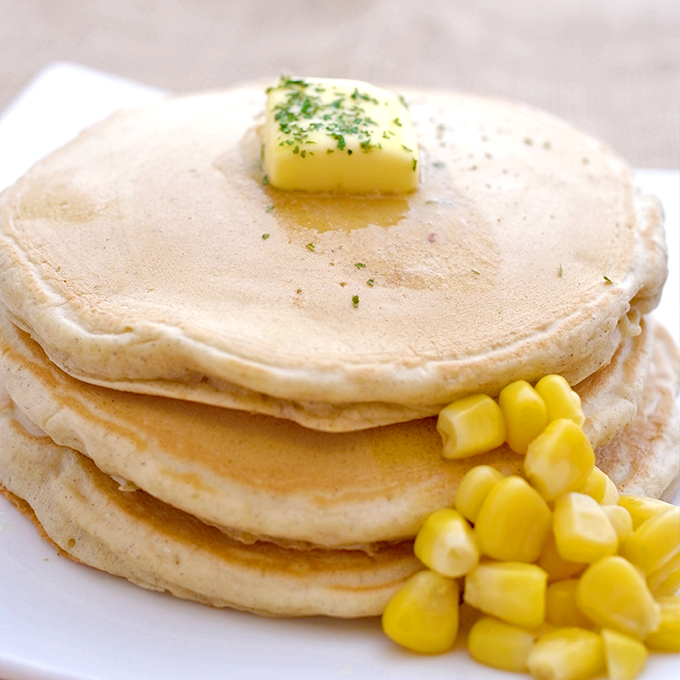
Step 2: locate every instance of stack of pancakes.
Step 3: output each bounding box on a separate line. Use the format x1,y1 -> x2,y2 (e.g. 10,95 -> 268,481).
0,84 -> 677,617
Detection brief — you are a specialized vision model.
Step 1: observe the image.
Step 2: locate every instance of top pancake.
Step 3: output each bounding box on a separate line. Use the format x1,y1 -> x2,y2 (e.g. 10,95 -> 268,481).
0,84 -> 667,430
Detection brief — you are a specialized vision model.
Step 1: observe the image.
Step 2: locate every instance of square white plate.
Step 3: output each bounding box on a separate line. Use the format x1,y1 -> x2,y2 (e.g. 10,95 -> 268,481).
0,63 -> 678,680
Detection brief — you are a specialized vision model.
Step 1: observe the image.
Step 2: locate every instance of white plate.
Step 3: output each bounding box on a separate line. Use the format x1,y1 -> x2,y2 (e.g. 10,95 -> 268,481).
0,63 -> 678,680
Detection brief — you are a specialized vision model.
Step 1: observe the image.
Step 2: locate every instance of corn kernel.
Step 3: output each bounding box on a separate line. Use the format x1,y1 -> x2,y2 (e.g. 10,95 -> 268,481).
576,556 -> 661,639
578,466 -> 619,505
454,465 -> 505,523
536,530 -> 587,583
524,419 -> 595,500
413,508 -> 479,578
617,495 -> 675,530
534,374 -> 585,427
527,628 -> 605,680
601,628 -> 648,680
545,579 -> 593,628
647,552 -> 680,597
468,616 -> 537,672
553,492 -> 618,564
620,505 -> 680,575
381,570 -> 459,654
644,595 -> 680,652
602,505 -> 634,542
464,561 -> 547,630
475,476 -> 552,562
498,380 -> 548,455
437,394 -> 506,459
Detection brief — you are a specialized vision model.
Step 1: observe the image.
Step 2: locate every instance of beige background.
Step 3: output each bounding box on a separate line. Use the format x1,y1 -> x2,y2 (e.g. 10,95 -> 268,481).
0,0 -> 678,168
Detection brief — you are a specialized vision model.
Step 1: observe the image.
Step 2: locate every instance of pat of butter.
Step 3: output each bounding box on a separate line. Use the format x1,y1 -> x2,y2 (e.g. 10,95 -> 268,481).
262,76 -> 419,194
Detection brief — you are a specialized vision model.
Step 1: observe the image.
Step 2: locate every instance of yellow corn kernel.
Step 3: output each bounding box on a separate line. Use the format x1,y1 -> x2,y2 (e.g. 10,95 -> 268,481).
647,552 -> 680,597
534,374 -> 585,427
524,419 -> 595,500
576,556 -> 661,639
413,508 -> 479,578
620,505 -> 680,575
381,570 -> 459,654
464,561 -> 547,630
474,476 -> 552,563
601,628 -> 648,680
545,579 -> 593,629
527,628 -> 605,680
454,465 -> 505,523
498,380 -> 548,455
578,466 -> 619,505
553,492 -> 618,564
617,494 -> 675,530
467,616 -> 538,672
644,595 -> 680,652
437,394 -> 506,459
536,530 -> 586,583
602,504 -> 634,542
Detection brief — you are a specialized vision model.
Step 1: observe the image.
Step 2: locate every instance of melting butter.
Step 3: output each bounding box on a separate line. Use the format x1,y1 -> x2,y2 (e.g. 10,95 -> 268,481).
262,76 -> 419,194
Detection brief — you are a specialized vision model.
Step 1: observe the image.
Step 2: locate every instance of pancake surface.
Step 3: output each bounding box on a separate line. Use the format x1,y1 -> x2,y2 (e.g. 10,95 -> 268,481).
0,304 -> 671,547
0,85 -> 668,431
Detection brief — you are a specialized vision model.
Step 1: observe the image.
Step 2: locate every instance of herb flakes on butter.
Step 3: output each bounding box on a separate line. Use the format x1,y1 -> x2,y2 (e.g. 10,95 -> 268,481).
262,76 -> 419,194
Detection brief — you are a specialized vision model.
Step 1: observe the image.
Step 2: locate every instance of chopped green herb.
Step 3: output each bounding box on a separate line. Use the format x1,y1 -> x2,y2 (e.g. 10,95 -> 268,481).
367,279 -> 374,286
262,174 -> 269,185
355,262 -> 366,269
262,233 -> 270,239
360,139 -> 379,152
350,88 -> 379,105
306,243 -> 315,251
265,205 -> 274,213
393,117 -> 402,127
604,276 -> 613,284
352,294 -> 360,307
268,76 -> 396,160
401,145 -> 412,153
412,158 -> 417,171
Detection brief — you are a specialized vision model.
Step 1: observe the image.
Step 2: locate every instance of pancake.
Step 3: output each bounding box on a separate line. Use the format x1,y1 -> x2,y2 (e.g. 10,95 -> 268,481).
0,85 -> 668,431
0,407 -> 419,618
0,319 -> 676,617
596,320 -> 680,500
0,303 -> 670,548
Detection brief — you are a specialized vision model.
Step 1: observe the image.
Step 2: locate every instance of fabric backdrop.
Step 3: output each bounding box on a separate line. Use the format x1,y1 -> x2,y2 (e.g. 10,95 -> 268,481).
0,0 -> 678,169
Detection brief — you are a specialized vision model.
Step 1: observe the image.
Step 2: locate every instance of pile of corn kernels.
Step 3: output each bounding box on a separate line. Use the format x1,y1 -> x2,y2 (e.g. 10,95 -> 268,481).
381,375 -> 679,680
